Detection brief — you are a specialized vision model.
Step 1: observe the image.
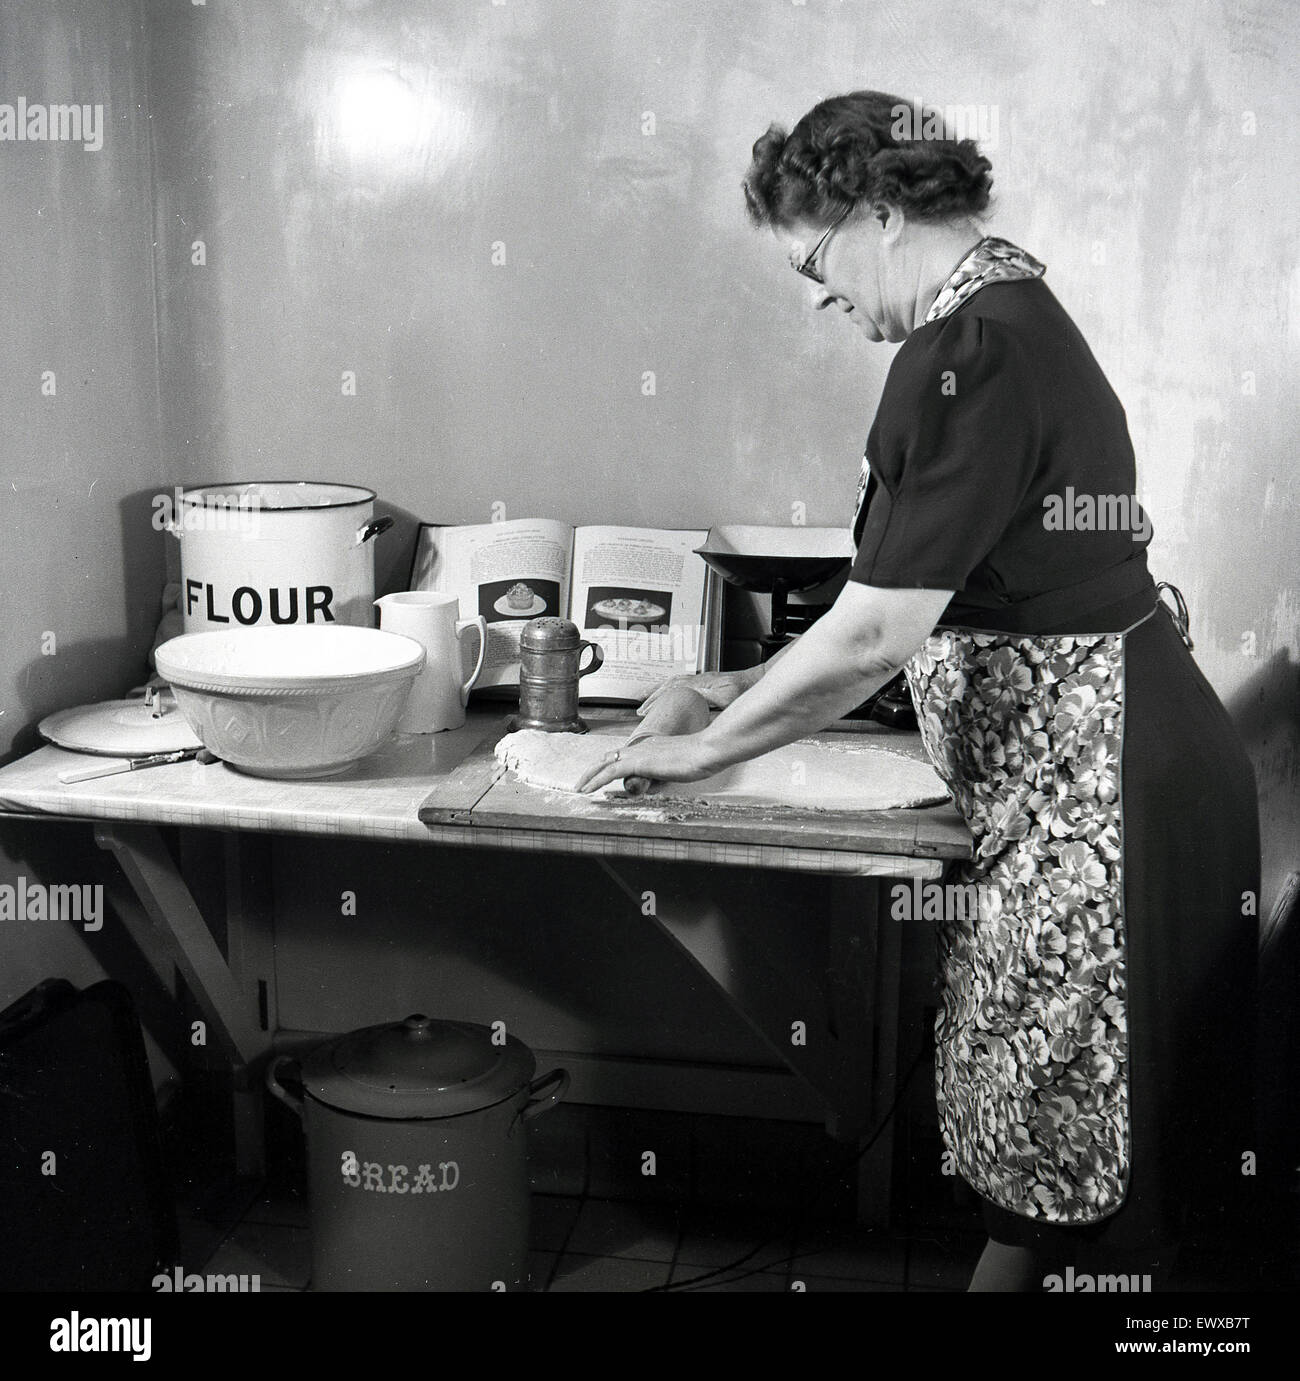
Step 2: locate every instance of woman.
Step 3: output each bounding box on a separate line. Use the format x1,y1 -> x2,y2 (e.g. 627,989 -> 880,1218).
579,91 -> 1259,1291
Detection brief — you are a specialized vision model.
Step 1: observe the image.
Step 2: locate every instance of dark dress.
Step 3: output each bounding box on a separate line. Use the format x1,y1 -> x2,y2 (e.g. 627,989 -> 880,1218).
849,261 -> 1259,1251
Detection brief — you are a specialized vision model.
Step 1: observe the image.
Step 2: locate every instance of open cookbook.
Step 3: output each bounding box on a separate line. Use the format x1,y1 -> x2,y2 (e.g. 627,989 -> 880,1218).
408,519 -> 724,704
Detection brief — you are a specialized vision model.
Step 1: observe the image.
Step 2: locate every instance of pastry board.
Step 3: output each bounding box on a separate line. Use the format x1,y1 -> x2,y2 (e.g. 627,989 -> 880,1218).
418,716 -> 968,859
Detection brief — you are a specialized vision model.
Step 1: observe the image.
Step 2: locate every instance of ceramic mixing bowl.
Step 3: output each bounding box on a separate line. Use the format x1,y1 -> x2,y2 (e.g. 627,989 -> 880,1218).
154,626 -> 425,778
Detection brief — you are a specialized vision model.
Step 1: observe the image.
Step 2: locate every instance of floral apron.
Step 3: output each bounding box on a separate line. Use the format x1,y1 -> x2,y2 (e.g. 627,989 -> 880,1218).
881,239 -> 1149,1225
906,624 -> 1136,1223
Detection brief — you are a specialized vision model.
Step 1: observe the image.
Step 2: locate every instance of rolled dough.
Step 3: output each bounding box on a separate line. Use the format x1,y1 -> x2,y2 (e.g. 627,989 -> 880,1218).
495,730 -> 627,796
493,729 -> 950,811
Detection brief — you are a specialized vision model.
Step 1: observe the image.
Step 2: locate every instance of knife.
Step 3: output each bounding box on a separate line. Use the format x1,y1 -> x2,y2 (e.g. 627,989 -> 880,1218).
58,748 -> 210,784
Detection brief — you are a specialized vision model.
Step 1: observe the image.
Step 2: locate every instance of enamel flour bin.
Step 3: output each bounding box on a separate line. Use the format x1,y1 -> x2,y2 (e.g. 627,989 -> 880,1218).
172,482 -> 393,632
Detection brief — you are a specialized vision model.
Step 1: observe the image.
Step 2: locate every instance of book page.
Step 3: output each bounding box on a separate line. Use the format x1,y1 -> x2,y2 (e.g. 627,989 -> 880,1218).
569,526 -> 710,703
409,519 -> 573,689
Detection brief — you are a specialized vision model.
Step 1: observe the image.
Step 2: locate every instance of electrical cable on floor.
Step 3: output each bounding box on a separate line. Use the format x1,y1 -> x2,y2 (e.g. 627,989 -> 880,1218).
643,1043 -> 930,1292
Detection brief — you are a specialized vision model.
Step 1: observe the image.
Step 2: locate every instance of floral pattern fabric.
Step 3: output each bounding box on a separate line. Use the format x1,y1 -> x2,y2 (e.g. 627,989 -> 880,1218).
869,233 -> 1134,1223
905,629 -> 1132,1222
922,236 -> 1046,325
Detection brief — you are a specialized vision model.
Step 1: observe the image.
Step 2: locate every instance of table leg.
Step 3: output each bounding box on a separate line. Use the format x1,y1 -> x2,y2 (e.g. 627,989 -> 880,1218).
94,824 -> 269,1176
828,877 -> 905,1227
827,877 -> 883,1225
223,833 -> 277,1178
825,877 -> 877,1145
599,860 -> 903,1226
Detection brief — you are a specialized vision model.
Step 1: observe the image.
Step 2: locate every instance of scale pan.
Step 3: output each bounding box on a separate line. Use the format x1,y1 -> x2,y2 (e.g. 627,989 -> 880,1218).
693,524 -> 853,593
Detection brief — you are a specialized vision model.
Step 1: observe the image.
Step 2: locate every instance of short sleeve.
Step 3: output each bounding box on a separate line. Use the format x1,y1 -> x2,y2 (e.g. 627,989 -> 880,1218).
849,312 -> 1042,591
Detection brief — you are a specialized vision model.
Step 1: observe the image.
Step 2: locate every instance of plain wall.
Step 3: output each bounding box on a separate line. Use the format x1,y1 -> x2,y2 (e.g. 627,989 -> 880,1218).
0,0 -> 164,761
0,0 -> 173,1074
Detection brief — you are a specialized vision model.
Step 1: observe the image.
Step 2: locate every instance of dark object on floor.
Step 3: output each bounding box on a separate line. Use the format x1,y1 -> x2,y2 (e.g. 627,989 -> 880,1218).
0,978 -> 177,1291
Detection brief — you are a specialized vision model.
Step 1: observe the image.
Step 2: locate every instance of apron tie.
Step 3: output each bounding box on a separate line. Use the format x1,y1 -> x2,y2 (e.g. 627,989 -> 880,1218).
1156,582 -> 1194,650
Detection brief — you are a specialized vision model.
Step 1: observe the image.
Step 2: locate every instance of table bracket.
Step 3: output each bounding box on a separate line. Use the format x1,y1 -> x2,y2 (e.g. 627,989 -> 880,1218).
596,857 -> 880,1139
93,823 -> 264,1070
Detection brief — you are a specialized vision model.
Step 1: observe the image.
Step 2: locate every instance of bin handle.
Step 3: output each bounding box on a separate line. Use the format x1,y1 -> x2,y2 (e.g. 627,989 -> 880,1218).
265,1054 -> 305,1120
356,515 -> 395,545
519,1068 -> 569,1124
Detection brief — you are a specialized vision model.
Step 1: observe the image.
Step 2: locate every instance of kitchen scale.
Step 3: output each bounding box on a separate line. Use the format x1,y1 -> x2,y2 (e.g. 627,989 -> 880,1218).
693,525 -> 916,726
693,525 -> 854,659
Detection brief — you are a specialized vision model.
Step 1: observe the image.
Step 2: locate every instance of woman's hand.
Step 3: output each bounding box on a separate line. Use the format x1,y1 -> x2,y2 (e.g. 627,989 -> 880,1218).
583,584 -> 953,795
637,665 -> 763,715
674,583 -> 954,770
575,731 -> 717,795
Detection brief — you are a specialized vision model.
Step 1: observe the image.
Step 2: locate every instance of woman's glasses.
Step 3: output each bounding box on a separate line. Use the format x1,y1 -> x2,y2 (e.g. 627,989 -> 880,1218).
789,205 -> 852,284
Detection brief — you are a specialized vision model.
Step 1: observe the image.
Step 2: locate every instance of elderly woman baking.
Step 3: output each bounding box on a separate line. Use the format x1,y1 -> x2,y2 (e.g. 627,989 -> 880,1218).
578,91 -> 1258,1291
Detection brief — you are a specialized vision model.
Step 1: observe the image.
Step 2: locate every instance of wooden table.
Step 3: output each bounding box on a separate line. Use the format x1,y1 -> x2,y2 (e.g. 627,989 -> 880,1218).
0,706 -> 972,1224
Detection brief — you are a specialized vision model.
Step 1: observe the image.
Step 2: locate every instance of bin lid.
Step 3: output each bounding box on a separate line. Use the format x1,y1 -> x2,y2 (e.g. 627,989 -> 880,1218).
300,1015 -> 536,1119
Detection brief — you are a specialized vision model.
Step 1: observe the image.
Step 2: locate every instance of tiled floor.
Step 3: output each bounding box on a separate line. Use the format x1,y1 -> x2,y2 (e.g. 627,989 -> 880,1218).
180,1178 -> 1296,1293
168,1096 -> 1297,1293
183,1183 -> 983,1293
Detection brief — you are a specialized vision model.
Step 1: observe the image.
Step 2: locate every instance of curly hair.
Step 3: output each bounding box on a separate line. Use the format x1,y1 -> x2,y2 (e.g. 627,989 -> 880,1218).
743,91 -> 993,230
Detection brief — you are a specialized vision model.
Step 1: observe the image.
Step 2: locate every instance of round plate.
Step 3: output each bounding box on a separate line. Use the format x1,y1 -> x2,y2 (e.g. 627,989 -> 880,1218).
591,598 -> 666,623
39,698 -> 204,757
493,593 -> 548,618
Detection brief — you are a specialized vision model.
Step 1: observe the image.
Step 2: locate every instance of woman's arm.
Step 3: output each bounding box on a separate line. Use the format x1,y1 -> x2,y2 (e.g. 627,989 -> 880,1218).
635,634 -> 804,713
699,582 -> 952,765
577,582 -> 952,792
636,662 -> 766,713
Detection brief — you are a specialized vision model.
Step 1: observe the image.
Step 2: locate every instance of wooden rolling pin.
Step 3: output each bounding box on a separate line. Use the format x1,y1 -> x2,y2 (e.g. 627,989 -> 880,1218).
619,685 -> 712,796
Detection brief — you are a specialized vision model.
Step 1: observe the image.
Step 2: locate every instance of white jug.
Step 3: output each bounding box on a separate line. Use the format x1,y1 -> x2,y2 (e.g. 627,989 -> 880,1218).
374,592 -> 487,733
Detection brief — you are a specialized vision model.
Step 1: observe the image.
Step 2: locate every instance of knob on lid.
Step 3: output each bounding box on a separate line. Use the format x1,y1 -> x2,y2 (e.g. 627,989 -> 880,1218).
300,1014 -> 536,1118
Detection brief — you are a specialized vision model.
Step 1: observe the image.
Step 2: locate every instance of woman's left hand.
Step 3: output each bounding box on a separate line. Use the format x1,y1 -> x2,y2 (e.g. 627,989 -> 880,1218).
575,732 -> 717,794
